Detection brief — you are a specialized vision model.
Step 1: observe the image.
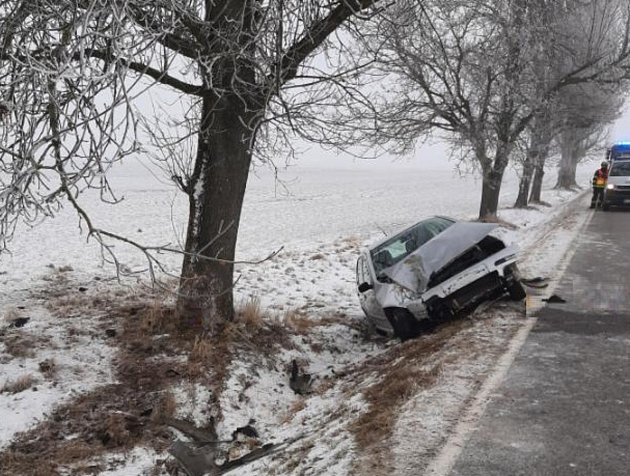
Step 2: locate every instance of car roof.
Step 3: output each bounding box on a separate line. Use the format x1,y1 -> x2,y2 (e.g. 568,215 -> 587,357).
367,215 -> 457,251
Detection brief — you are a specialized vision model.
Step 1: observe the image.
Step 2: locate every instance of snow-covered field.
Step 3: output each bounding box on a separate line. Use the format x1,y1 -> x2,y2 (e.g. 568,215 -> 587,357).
0,162 -> 593,475
1,164 -> 585,293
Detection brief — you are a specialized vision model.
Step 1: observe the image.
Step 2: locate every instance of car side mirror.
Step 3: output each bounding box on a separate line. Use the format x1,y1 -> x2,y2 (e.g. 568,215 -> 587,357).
358,282 -> 373,293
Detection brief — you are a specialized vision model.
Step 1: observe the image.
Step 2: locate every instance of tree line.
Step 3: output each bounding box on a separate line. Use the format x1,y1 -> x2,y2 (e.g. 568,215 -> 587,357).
1,0 -> 629,333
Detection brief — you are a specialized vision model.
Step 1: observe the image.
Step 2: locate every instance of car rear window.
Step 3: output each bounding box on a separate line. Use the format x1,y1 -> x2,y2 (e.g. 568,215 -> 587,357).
370,217 -> 454,275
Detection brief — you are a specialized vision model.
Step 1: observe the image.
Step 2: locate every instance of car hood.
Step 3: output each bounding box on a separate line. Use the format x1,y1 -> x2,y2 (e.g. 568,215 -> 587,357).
383,222 -> 499,292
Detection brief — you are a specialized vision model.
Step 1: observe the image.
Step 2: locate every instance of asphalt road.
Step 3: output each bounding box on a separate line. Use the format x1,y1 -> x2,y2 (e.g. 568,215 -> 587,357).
449,208 -> 630,476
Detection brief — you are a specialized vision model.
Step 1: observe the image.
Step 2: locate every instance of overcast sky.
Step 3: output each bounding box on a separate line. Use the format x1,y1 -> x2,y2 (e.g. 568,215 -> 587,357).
115,98 -> 630,179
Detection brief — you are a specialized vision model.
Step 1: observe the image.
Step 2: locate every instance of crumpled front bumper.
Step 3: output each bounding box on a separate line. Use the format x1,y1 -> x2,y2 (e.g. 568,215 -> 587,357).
377,244 -> 519,321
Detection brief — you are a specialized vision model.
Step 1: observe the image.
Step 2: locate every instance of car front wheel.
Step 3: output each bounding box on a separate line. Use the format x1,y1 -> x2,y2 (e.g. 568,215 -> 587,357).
385,307 -> 419,341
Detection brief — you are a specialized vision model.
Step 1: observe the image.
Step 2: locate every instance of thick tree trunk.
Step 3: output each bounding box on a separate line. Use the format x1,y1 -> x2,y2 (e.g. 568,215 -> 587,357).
478,140 -> 512,221
176,95 -> 257,333
529,161 -> 545,203
479,167 -> 505,220
515,118 -> 556,207
514,120 -> 548,208
556,157 -> 579,189
555,129 -> 580,189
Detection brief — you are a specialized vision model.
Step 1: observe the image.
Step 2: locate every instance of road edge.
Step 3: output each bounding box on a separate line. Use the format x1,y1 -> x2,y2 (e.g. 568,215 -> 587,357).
424,193 -> 594,476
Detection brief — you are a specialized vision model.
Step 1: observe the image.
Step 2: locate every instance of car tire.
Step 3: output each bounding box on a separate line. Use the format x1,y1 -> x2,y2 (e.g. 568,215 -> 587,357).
507,280 -> 527,301
385,308 -> 419,341
602,202 -> 610,211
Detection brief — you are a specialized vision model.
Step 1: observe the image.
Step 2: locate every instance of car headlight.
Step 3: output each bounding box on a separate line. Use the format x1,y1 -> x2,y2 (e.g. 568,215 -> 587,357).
607,184 -> 615,190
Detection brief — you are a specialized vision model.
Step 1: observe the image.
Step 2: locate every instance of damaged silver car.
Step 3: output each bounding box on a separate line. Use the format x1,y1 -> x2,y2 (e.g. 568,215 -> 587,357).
356,216 -> 525,339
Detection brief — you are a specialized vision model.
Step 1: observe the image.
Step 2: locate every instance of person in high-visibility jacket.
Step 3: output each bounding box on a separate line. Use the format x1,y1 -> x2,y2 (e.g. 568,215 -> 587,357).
591,161 -> 609,209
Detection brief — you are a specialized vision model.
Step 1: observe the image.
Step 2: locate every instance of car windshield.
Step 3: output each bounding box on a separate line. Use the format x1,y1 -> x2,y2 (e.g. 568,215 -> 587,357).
610,161 -> 630,176
370,217 -> 455,276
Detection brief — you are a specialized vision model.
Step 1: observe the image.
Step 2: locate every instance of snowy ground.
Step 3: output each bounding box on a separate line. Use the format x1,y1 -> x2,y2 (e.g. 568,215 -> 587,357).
0,162 -> 593,475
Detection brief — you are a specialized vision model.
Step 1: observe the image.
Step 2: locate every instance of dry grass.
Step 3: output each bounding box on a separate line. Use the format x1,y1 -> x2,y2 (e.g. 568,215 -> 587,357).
351,322 -> 466,450
151,391 -> 177,424
51,296 -> 87,318
282,397 -> 307,424
1,374 -> 37,394
139,300 -> 176,335
0,284 -> 185,475
102,414 -> 133,447
38,358 -> 57,378
353,363 -> 443,449
0,382 -> 173,475
189,336 -> 213,364
3,334 -> 37,358
236,296 -> 264,328
283,309 -> 317,333
1,450 -> 59,475
282,310 -> 351,335
334,235 -> 362,252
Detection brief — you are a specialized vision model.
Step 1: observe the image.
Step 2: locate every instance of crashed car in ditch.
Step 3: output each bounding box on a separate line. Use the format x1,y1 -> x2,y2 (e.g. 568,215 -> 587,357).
356,216 -> 525,339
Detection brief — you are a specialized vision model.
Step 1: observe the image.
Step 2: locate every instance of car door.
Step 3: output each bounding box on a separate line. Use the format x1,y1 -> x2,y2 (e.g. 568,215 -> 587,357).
357,254 -> 386,322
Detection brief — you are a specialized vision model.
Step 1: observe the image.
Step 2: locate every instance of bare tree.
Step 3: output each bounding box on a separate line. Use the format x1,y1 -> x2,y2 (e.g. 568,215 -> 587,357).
554,83 -> 626,189
365,0 -> 630,219
0,0 -> 388,333
522,0 -> 630,202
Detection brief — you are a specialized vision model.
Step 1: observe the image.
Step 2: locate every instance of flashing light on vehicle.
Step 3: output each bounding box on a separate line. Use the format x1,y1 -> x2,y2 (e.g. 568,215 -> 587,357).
607,184 -> 615,190
609,142 -> 630,161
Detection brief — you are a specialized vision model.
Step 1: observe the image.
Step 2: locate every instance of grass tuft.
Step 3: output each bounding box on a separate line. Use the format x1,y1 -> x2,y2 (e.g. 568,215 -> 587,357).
1,374 -> 37,394
282,309 -> 316,333
3,335 -> 37,358
38,358 -> 57,378
151,390 -> 177,423
236,296 -> 264,328
139,300 -> 176,335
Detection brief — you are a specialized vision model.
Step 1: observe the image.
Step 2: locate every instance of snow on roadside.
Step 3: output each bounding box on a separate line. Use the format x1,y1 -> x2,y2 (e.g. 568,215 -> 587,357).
61,447 -> 160,476
0,284 -> 115,450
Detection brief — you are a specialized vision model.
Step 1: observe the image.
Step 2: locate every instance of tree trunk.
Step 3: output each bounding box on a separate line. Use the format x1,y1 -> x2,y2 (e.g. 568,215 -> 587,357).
556,158 -> 579,189
479,167 -> 505,220
514,119 -> 547,208
514,155 -> 536,208
176,94 -> 257,333
477,139 -> 513,221
529,160 -> 545,203
555,129 -> 580,189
